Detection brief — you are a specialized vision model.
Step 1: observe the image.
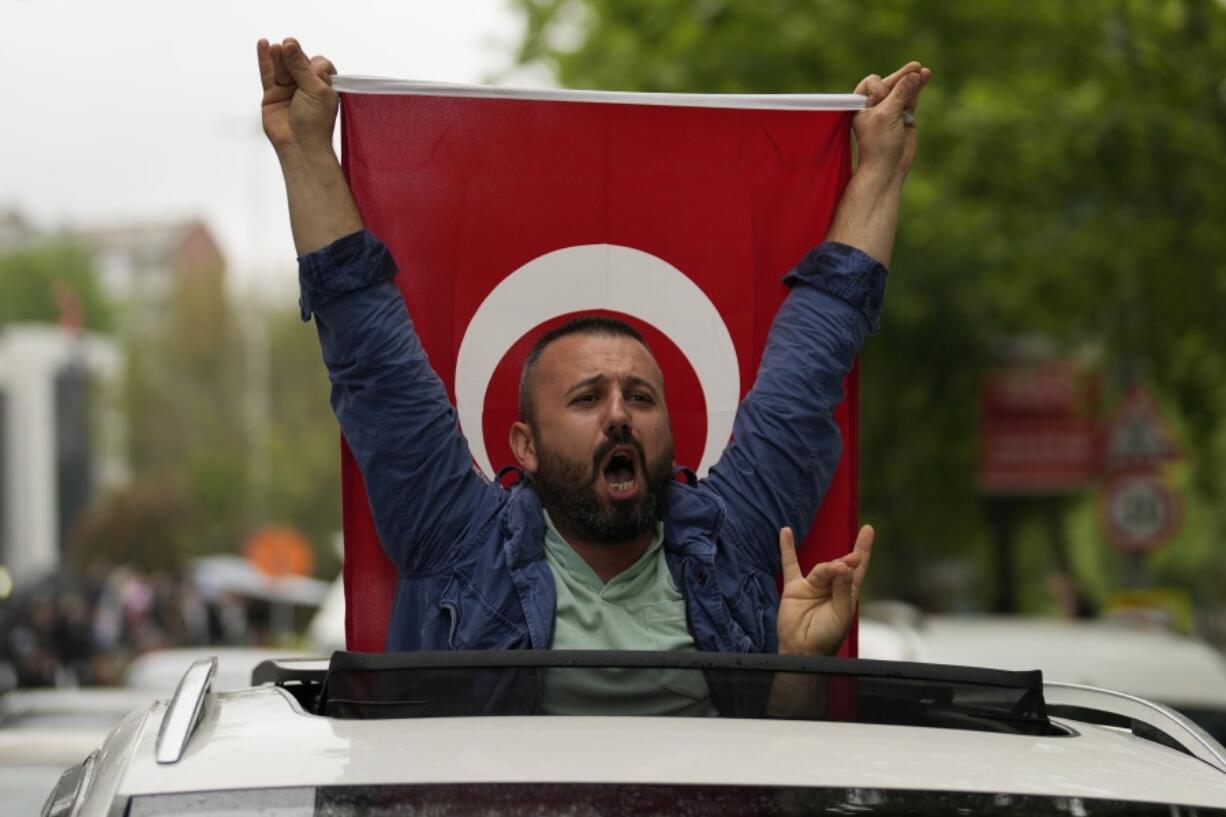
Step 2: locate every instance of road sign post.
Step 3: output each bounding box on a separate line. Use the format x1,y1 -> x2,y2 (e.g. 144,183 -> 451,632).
1099,384 -> 1183,556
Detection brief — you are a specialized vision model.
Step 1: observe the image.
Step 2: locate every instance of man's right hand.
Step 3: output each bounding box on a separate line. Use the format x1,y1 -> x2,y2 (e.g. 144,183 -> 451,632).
257,37 -> 363,256
258,38 -> 339,157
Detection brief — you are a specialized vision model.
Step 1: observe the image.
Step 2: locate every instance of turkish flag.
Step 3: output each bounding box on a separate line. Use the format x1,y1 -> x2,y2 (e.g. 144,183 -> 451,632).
337,83 -> 861,655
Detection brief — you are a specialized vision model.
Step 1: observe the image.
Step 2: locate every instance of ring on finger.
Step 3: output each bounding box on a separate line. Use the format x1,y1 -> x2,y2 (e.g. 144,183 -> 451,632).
901,111 -> 916,127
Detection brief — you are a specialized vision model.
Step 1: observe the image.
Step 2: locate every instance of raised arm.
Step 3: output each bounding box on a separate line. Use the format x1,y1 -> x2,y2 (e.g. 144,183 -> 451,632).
827,62 -> 931,267
258,37 -> 362,254
258,38 -> 499,574
703,63 -> 930,571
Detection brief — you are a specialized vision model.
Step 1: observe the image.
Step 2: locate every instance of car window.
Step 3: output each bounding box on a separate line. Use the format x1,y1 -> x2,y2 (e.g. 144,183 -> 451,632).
127,784 -> 1226,817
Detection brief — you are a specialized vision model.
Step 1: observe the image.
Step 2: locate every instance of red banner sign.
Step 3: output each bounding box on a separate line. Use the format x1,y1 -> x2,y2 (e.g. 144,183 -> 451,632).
978,361 -> 1103,493
338,86 -> 860,652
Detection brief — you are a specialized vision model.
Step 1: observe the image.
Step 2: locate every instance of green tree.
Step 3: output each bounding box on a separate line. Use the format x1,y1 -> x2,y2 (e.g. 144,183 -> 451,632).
512,0 -> 1226,608
122,248 -> 250,561
263,306 -> 343,577
0,238 -> 114,332
68,482 -> 195,573
120,255 -> 343,575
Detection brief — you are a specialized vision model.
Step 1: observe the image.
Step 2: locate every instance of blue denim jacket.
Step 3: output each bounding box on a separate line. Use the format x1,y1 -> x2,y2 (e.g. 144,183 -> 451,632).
300,231 -> 885,655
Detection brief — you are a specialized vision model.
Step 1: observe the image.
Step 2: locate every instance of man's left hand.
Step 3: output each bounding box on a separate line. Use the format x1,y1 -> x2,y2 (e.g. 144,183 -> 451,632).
777,524 -> 874,656
852,62 -> 931,181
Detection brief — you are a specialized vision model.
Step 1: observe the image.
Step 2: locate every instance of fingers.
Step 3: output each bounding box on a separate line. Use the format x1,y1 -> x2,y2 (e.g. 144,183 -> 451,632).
855,62 -> 929,112
257,39 -> 275,91
878,68 -> 929,122
258,37 -> 336,95
258,39 -> 296,107
779,527 -> 802,584
269,41 -> 293,88
802,525 -> 874,590
850,524 -> 874,592
852,523 -> 874,559
804,558 -> 849,594
310,55 -> 338,86
881,61 -> 923,88
855,62 -> 921,95
831,564 -> 855,621
281,38 -> 329,93
854,74 -> 890,107
827,526 -> 871,616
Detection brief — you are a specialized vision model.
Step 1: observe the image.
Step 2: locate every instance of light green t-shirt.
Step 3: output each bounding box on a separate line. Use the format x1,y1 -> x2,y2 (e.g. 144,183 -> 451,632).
541,511 -> 714,715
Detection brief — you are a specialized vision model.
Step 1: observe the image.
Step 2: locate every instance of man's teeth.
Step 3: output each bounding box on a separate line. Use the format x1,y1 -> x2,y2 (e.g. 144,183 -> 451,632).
609,480 -> 634,492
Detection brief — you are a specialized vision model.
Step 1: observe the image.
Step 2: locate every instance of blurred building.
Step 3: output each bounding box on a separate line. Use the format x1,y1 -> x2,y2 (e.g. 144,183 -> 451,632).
73,220 -> 226,336
0,325 -> 125,583
0,213 -> 227,584
0,209 -> 38,250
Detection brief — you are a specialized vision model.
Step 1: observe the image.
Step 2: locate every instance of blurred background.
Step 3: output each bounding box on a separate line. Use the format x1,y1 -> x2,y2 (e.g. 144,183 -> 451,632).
2,0 -> 1225,728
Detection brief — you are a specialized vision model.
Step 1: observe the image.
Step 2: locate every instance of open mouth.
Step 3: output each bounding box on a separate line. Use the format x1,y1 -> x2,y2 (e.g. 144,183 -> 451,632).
601,446 -> 640,500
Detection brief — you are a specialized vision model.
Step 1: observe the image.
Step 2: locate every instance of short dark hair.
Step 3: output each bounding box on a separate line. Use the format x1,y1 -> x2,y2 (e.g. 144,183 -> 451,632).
518,315 -> 648,424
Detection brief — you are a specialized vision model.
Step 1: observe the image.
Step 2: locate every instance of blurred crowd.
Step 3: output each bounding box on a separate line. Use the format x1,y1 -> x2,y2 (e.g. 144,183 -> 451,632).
0,559 -> 266,690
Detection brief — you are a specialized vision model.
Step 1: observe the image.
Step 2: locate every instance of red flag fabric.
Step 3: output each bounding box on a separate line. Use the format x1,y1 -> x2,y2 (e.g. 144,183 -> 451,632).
336,81 -> 862,656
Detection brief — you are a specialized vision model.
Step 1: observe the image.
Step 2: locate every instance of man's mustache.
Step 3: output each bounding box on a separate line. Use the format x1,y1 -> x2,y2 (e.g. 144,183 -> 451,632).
591,428 -> 646,478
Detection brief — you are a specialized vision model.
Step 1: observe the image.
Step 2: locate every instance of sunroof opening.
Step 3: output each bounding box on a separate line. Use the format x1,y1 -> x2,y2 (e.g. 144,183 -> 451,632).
257,650 -> 1066,736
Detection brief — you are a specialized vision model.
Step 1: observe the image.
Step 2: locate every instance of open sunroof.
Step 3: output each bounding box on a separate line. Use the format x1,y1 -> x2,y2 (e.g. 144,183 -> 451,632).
255,651 -> 1061,736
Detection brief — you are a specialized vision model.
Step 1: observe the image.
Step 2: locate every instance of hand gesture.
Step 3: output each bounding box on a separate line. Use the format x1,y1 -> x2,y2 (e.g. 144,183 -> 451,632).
257,38 -> 339,155
851,62 -> 932,180
776,524 -> 874,656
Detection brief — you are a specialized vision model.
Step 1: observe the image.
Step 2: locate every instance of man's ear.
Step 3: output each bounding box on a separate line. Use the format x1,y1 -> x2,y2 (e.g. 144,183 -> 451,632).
509,421 -> 538,473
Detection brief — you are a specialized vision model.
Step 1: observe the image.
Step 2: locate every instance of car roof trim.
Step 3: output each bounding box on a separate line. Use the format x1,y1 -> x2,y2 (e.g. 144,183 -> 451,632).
1046,681 -> 1226,773
154,657 -> 215,765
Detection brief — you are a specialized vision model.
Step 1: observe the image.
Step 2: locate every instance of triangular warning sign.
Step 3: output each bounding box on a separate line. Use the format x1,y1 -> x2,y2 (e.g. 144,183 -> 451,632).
1105,386 -> 1180,469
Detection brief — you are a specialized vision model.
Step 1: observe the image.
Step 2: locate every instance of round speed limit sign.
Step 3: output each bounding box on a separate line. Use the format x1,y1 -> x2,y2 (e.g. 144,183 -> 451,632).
1101,472 -> 1181,555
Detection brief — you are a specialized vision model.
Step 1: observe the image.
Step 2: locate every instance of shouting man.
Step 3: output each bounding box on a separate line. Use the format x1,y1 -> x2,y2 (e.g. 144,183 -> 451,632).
258,39 -> 929,680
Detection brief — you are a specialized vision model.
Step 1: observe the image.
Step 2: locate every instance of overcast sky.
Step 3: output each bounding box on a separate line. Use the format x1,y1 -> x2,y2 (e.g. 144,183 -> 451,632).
1,0 -> 537,297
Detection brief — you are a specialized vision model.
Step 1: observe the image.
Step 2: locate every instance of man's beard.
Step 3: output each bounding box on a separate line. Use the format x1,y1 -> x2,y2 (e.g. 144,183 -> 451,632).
532,428 -> 674,546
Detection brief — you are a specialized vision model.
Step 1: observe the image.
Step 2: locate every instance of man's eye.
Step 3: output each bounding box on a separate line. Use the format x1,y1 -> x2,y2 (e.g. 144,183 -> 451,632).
629,393 -> 654,404
573,393 -> 598,405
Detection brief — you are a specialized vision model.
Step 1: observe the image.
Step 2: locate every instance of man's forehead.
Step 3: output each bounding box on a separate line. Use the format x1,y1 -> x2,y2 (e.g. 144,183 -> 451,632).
534,333 -> 663,388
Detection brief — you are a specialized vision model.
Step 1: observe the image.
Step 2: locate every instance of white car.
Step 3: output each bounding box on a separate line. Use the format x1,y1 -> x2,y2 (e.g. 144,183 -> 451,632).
40,650 -> 1226,816
0,687 -> 151,817
121,647 -> 312,695
859,606 -> 1226,744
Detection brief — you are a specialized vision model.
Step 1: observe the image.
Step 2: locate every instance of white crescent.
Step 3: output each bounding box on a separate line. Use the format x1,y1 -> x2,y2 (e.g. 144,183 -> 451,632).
455,244 -> 740,478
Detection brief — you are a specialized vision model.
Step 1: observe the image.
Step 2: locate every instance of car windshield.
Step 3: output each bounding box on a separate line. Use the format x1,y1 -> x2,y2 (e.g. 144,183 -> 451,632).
126,783 -> 1226,817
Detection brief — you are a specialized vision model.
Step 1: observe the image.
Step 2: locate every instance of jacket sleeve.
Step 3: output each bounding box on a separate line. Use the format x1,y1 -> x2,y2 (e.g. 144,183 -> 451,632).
300,230 -> 501,575
701,241 -> 887,573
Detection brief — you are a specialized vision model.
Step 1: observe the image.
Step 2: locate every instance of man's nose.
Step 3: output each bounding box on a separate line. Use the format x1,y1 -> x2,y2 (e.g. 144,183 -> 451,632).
605,390 -> 631,433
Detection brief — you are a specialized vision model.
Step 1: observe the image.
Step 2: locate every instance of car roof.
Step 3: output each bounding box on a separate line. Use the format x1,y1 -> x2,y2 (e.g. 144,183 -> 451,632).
95,683 -> 1226,810
859,612 -> 1226,708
